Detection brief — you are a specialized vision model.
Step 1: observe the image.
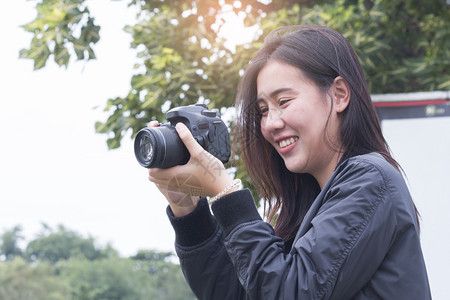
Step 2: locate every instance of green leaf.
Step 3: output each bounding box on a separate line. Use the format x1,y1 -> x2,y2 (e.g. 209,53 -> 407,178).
20,40 -> 51,70
142,92 -> 160,110
437,80 -> 450,90
21,19 -> 45,32
131,75 -> 159,90
94,122 -> 108,134
107,138 -> 121,150
54,43 -> 70,67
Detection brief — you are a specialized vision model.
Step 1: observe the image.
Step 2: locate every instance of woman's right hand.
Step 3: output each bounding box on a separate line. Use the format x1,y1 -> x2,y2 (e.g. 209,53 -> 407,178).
147,121 -> 201,217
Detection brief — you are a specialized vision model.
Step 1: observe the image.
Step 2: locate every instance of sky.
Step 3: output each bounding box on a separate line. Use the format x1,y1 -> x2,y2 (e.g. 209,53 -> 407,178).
0,1 -> 449,298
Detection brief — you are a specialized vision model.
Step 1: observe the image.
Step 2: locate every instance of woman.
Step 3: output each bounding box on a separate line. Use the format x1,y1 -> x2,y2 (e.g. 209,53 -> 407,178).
148,25 -> 431,299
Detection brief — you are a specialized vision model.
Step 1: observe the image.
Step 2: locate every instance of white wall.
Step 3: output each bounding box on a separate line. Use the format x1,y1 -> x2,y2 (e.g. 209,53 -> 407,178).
383,116 -> 450,300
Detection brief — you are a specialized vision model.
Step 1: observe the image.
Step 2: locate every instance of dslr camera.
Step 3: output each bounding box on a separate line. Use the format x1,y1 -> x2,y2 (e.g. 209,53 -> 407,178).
134,104 -> 231,168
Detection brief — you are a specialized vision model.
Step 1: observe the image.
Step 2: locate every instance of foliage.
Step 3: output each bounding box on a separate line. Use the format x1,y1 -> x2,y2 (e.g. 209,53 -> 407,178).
20,0 -> 450,202
0,225 -> 24,261
306,0 -> 450,93
58,257 -> 153,299
0,225 -> 194,299
130,250 -> 195,299
20,0 -> 100,70
26,224 -> 110,264
94,0 -> 261,150
0,257 -> 69,299
130,249 -> 172,261
57,256 -> 195,299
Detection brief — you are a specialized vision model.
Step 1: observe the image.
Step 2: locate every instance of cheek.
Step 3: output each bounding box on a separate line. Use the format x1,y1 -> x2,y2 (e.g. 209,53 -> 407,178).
260,119 -> 271,141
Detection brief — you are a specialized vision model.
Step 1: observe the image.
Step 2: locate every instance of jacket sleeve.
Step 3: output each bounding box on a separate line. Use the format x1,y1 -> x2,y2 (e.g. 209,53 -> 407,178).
167,198 -> 250,300
211,159 -> 399,299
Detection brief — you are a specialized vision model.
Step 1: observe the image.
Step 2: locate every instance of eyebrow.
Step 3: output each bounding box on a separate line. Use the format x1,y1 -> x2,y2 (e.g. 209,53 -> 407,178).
256,87 -> 295,103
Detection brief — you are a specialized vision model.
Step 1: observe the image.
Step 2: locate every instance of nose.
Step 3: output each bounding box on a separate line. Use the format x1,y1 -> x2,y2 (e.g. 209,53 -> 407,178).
262,107 -> 284,132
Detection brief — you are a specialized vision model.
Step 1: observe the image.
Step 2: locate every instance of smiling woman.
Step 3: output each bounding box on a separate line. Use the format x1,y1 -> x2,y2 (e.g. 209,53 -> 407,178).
147,24 -> 432,299
256,60 -> 349,187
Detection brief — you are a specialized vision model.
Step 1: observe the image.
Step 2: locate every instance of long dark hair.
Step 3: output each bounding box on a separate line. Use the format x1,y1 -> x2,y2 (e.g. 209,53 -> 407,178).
235,25 -> 403,241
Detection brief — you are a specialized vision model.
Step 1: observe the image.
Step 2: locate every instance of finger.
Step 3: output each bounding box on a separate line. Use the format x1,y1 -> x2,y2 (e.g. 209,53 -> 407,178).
148,174 -> 165,184
155,182 -> 169,192
148,120 -> 159,128
148,168 -> 173,182
175,123 -> 205,156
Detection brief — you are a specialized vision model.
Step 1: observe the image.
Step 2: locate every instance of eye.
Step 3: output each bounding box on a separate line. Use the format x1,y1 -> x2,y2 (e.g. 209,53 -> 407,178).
279,98 -> 293,106
258,106 -> 269,116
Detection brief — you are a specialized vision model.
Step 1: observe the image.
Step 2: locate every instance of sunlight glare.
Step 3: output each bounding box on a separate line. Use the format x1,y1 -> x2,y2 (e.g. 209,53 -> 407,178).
214,2 -> 259,52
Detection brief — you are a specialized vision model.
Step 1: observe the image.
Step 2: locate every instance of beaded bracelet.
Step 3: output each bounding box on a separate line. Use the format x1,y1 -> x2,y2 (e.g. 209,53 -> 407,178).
208,179 -> 242,205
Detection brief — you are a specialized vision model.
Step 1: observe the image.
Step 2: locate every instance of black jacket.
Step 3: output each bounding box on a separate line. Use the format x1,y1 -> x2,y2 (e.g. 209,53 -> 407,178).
168,153 -> 431,299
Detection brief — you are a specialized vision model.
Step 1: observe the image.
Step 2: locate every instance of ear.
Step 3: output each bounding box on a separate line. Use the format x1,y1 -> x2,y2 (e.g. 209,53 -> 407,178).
331,76 -> 350,113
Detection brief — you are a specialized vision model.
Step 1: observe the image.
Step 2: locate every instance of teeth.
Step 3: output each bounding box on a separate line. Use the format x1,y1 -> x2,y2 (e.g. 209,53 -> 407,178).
279,137 -> 298,148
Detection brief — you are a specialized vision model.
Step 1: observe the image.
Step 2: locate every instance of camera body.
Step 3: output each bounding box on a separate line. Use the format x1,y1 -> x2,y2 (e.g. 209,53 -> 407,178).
134,104 -> 231,168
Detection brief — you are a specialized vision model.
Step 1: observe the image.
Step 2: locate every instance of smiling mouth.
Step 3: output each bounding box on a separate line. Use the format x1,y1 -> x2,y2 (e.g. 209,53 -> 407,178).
278,137 -> 299,148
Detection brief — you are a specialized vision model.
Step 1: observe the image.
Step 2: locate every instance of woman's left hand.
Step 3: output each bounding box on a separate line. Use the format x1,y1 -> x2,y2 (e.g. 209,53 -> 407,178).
148,122 -> 234,204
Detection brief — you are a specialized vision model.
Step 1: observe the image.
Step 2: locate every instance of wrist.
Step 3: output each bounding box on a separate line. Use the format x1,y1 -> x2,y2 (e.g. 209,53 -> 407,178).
208,179 -> 242,205
170,196 -> 200,217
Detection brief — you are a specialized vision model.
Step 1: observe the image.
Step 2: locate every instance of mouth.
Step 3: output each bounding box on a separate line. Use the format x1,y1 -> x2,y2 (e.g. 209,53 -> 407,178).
278,137 -> 299,149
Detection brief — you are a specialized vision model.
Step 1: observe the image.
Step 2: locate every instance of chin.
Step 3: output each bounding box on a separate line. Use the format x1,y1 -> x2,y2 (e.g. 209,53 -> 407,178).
284,161 -> 306,174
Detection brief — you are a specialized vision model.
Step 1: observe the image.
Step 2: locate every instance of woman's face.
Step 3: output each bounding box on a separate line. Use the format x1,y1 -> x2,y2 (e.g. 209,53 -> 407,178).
256,59 -> 341,187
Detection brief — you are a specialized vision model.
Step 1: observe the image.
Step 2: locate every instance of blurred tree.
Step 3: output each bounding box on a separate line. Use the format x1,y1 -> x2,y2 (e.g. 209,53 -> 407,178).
306,0 -> 450,93
20,0 -> 450,201
130,249 -> 173,261
56,250 -> 194,299
0,257 -> 69,299
0,225 -> 24,261
0,226 -> 195,299
57,257 -> 156,299
130,250 -> 196,299
26,224 -> 110,264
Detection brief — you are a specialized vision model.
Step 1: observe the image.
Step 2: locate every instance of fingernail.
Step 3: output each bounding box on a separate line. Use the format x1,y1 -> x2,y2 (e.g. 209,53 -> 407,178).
175,123 -> 185,132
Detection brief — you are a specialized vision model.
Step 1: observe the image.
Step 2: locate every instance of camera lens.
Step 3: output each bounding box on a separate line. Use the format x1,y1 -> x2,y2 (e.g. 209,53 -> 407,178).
134,125 -> 190,168
138,134 -> 153,165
